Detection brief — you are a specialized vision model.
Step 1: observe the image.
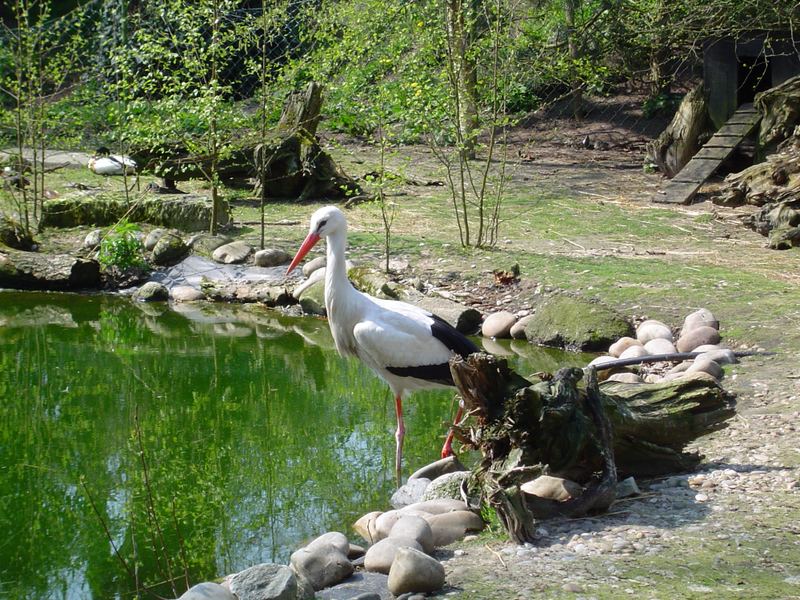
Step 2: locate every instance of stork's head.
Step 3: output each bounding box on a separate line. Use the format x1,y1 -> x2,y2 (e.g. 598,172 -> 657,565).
287,205 -> 346,274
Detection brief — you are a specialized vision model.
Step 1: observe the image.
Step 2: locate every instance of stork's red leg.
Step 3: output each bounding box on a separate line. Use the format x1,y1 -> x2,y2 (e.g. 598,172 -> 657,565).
441,404 -> 464,458
394,394 -> 405,479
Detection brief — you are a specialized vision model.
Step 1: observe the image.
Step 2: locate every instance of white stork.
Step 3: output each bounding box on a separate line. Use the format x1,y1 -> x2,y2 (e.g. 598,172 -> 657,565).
88,147 -> 137,176
287,206 -> 478,478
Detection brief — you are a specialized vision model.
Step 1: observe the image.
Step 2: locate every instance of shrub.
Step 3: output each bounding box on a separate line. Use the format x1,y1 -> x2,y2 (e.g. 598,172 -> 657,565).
98,220 -> 147,271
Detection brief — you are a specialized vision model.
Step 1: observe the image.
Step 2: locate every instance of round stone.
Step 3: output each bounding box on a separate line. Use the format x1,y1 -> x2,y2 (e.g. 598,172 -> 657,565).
619,344 -> 649,359
509,314 -> 535,339
364,536 -> 423,574
643,338 -> 677,355
636,319 -> 673,344
608,336 -> 641,357
481,311 -> 517,338
387,547 -> 446,596
255,248 -> 292,267
676,326 -> 721,352
681,308 -> 719,335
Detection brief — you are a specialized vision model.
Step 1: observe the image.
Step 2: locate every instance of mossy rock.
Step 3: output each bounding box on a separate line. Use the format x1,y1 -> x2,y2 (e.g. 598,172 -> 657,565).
348,265 -> 398,299
298,278 -> 326,316
523,294 -> 634,351
40,193 -> 230,232
151,233 -> 189,266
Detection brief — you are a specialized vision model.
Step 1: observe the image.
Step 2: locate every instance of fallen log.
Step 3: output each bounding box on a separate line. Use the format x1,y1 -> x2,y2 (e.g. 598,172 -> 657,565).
0,248 -> 100,290
448,353 -> 736,543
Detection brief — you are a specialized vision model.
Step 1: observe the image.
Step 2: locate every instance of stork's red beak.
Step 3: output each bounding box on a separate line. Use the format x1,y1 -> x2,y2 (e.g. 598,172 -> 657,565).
286,232 -> 321,274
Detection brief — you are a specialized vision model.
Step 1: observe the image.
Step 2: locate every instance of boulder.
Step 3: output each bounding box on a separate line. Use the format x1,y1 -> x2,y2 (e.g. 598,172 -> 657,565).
400,292 -> 483,335
84,228 -> 102,248
409,455 -> 467,481
229,563 -> 304,600
686,358 -> 723,379
522,294 -> 633,351
636,319 -> 673,344
681,308 -> 719,335
616,476 -> 641,498
132,281 -> 169,302
676,325 -> 721,352
290,545 -> 353,591
302,255 -> 326,277
619,344 -> 649,359
374,511 -> 402,541
0,249 -> 100,290
171,285 -> 205,302
387,547 -> 445,596
187,233 -> 232,255
399,499 -> 469,516
213,240 -> 253,264
389,515 -> 434,554
606,372 -> 643,383
509,314 -> 535,339
608,336 -> 641,357
643,338 -> 677,355
481,310 -> 517,338
364,537 -> 423,574
255,248 -> 292,267
151,233 -> 189,266
297,278 -> 326,317
353,511 -> 383,545
421,471 -> 470,502
178,582 -> 236,600
305,532 -> 351,556
521,475 -> 583,502
314,572 -> 390,600
423,510 -> 484,547
143,228 -> 166,251
391,478 -> 431,509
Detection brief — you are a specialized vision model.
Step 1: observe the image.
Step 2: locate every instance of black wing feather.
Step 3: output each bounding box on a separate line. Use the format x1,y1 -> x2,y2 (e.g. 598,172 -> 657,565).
385,312 -> 479,385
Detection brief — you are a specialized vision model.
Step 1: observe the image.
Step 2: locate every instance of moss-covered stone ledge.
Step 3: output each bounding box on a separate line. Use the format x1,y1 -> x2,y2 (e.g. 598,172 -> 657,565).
40,192 -> 230,232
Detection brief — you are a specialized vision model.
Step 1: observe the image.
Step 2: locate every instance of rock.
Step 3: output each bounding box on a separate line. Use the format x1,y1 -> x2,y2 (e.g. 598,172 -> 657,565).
643,338 -> 677,355
213,240 -> 253,264
84,228 -> 102,248
298,278 -> 326,316
619,344 -> 649,359
608,336 -> 641,357
521,475 -> 583,502
255,248 -> 292,267
389,515 -> 434,554
686,358 -> 723,379
606,372 -> 642,383
681,308 -> 719,335
616,476 -> 641,498
188,233 -> 232,255
391,478 -> 431,509
374,511 -> 403,541
667,361 -> 692,374
229,563 -> 302,600
522,294 -> 633,351
143,228 -> 166,251
588,355 -> 616,367
636,319 -> 673,343
314,572 -> 390,600
305,531 -> 351,556
364,537 -> 423,574
509,314 -> 535,339
152,233 -> 189,265
290,546 -> 353,591
353,511 -> 383,545
423,510 -> 484,547
132,281 -> 169,302
421,471 -> 469,502
696,347 -> 737,365
302,255 -> 326,277
387,547 -> 445,596
178,581 -> 236,600
409,455 -> 467,481
481,310 -> 517,338
171,285 -> 205,302
292,266 -> 326,298
400,293 -> 483,335
400,499 -> 468,516
348,544 -> 366,560
676,325 -> 721,352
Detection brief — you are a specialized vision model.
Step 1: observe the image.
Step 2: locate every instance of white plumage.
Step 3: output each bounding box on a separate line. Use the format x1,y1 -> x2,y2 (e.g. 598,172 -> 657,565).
88,150 -> 137,176
287,206 -> 478,477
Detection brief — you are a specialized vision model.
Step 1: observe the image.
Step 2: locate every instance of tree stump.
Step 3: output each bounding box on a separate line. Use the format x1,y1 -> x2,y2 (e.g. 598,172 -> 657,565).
448,353 -> 736,543
646,85 -> 714,178
254,82 -> 360,201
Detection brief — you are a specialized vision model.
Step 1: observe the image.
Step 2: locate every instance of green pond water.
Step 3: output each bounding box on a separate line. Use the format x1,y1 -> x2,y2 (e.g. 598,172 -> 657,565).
0,291 -> 591,599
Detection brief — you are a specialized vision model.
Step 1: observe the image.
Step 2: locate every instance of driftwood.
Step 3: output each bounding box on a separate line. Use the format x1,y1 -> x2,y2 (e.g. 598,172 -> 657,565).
448,353 -> 735,543
253,82 -> 360,201
646,85 -> 714,178
0,248 -> 100,290
756,75 -> 800,151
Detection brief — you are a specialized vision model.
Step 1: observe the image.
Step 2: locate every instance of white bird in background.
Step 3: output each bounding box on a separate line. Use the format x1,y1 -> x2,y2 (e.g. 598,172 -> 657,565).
87,147 -> 137,176
287,206 -> 478,479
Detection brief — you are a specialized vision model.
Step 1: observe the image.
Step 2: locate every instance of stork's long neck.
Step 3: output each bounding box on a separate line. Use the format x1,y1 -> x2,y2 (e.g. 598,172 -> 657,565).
324,228 -> 360,324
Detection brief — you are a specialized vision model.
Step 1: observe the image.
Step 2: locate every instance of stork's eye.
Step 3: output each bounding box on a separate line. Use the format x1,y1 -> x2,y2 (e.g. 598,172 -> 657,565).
317,219 -> 328,230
